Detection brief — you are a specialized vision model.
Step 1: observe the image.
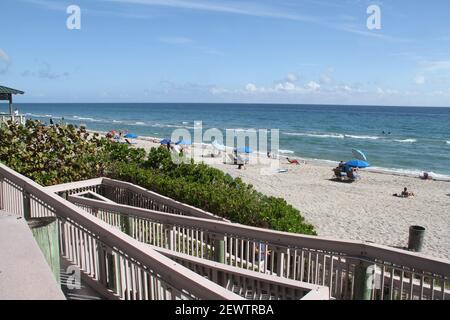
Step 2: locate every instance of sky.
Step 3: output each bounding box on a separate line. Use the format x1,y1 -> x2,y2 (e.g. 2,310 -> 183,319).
1,0 -> 450,106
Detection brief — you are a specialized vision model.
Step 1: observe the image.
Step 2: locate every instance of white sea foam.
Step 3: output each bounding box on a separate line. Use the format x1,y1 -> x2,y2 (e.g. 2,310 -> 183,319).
345,134 -> 380,140
366,167 -> 450,181
447,140 -> 450,144
283,132 -> 345,139
151,123 -> 194,129
394,139 -> 417,143
278,149 -> 295,154
72,116 -> 99,122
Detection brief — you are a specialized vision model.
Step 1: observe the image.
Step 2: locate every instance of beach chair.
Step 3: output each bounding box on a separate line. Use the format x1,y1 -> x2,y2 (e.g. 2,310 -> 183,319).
237,154 -> 249,165
125,139 -> 137,145
224,152 -> 236,164
333,168 -> 346,181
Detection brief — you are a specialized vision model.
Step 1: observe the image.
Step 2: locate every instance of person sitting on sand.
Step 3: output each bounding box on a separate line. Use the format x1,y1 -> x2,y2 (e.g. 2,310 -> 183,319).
420,172 -> 433,180
402,187 -> 414,197
350,168 -> 360,181
287,157 -> 300,165
394,187 -> 415,198
346,167 -> 355,180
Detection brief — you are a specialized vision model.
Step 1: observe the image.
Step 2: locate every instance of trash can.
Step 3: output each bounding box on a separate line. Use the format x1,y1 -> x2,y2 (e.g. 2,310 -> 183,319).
28,217 -> 60,284
408,225 -> 425,252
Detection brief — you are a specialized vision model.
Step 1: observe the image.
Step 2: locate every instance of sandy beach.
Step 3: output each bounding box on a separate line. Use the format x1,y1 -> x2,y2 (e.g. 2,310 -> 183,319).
97,132 -> 450,260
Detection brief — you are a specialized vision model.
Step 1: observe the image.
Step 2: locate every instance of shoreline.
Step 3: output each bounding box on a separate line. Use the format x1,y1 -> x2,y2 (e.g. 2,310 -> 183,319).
87,129 -> 450,182
88,129 -> 450,259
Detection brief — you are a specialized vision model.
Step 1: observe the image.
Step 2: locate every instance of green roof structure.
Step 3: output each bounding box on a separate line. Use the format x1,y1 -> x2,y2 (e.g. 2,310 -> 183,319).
0,85 -> 25,95
0,85 -> 25,114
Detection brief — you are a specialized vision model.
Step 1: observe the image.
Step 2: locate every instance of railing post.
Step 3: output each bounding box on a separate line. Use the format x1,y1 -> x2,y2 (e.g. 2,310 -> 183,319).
0,176 -> 4,210
168,225 -> 176,251
120,215 -> 131,236
354,261 -> 375,300
23,190 -> 31,220
98,244 -> 108,286
107,249 -> 117,293
213,234 -> 225,264
277,248 -> 285,277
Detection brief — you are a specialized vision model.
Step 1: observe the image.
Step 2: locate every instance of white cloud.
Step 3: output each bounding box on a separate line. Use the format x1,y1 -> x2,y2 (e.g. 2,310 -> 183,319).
414,75 -> 426,85
245,83 -> 259,93
21,62 -> 70,80
286,73 -> 298,82
0,48 -> 11,74
421,60 -> 450,72
274,81 -> 297,92
106,0 -> 407,41
307,81 -> 320,91
0,49 -> 9,62
210,87 -> 229,95
157,36 -> 194,45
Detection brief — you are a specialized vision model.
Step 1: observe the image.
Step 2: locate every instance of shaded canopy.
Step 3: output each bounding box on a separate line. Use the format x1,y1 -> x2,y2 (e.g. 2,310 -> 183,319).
0,85 -> 24,100
0,85 -> 25,114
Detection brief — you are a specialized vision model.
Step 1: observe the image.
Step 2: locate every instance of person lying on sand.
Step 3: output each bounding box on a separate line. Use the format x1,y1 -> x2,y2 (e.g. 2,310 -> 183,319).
287,157 -> 300,165
393,187 -> 415,198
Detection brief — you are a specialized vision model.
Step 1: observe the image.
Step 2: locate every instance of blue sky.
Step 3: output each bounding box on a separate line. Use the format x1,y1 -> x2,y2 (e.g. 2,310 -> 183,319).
1,0 -> 450,106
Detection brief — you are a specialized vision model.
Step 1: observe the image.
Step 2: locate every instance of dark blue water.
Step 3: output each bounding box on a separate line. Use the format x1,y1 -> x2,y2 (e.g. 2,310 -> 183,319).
12,103 -> 450,177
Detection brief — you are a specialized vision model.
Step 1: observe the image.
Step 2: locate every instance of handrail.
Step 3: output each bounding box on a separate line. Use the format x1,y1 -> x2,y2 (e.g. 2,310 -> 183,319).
68,194 -> 450,277
0,163 -> 242,300
101,178 -> 230,222
152,245 -> 329,300
44,178 -> 104,193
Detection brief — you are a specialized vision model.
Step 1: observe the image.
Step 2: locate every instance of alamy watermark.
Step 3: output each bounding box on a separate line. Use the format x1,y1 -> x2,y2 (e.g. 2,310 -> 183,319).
66,5 -> 81,30
64,265 -> 81,290
367,4 -> 381,30
169,121 -> 282,175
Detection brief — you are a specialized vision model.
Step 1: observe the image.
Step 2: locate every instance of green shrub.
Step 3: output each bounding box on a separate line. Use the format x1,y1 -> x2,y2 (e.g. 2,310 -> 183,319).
0,120 -> 106,185
0,120 -> 316,235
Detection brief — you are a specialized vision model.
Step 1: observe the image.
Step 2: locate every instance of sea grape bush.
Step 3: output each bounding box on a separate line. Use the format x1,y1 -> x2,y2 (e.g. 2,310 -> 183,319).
0,120 -> 316,235
0,121 -> 105,185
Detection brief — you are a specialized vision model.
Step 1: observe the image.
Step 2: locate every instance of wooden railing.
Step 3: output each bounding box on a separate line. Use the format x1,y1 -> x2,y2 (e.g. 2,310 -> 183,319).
0,163 -> 242,300
61,179 -> 450,300
152,246 -> 329,300
0,113 -> 26,125
46,178 -> 229,222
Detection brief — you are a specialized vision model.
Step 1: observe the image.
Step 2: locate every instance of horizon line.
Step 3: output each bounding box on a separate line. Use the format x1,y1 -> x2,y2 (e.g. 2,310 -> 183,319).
5,101 -> 450,109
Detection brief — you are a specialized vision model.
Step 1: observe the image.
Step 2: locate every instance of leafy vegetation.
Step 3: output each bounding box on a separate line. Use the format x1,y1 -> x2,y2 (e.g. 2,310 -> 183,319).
0,120 -> 316,235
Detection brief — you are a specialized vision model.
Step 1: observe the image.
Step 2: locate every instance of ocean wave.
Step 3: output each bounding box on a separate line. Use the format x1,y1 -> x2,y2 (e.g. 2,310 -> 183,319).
394,139 -> 417,143
283,132 -> 345,139
447,140 -> 450,144
345,134 -> 380,140
278,149 -> 295,154
72,116 -> 100,122
151,123 -> 195,129
367,167 -> 450,181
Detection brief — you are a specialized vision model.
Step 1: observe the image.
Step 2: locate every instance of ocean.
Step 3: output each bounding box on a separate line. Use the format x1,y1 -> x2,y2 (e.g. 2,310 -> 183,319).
14,103 -> 450,178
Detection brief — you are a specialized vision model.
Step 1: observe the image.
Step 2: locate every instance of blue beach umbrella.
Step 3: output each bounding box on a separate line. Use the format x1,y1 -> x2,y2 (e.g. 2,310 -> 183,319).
124,133 -> 138,139
345,159 -> 370,168
235,147 -> 253,154
160,139 -> 172,145
176,140 -> 192,146
351,148 -> 368,161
